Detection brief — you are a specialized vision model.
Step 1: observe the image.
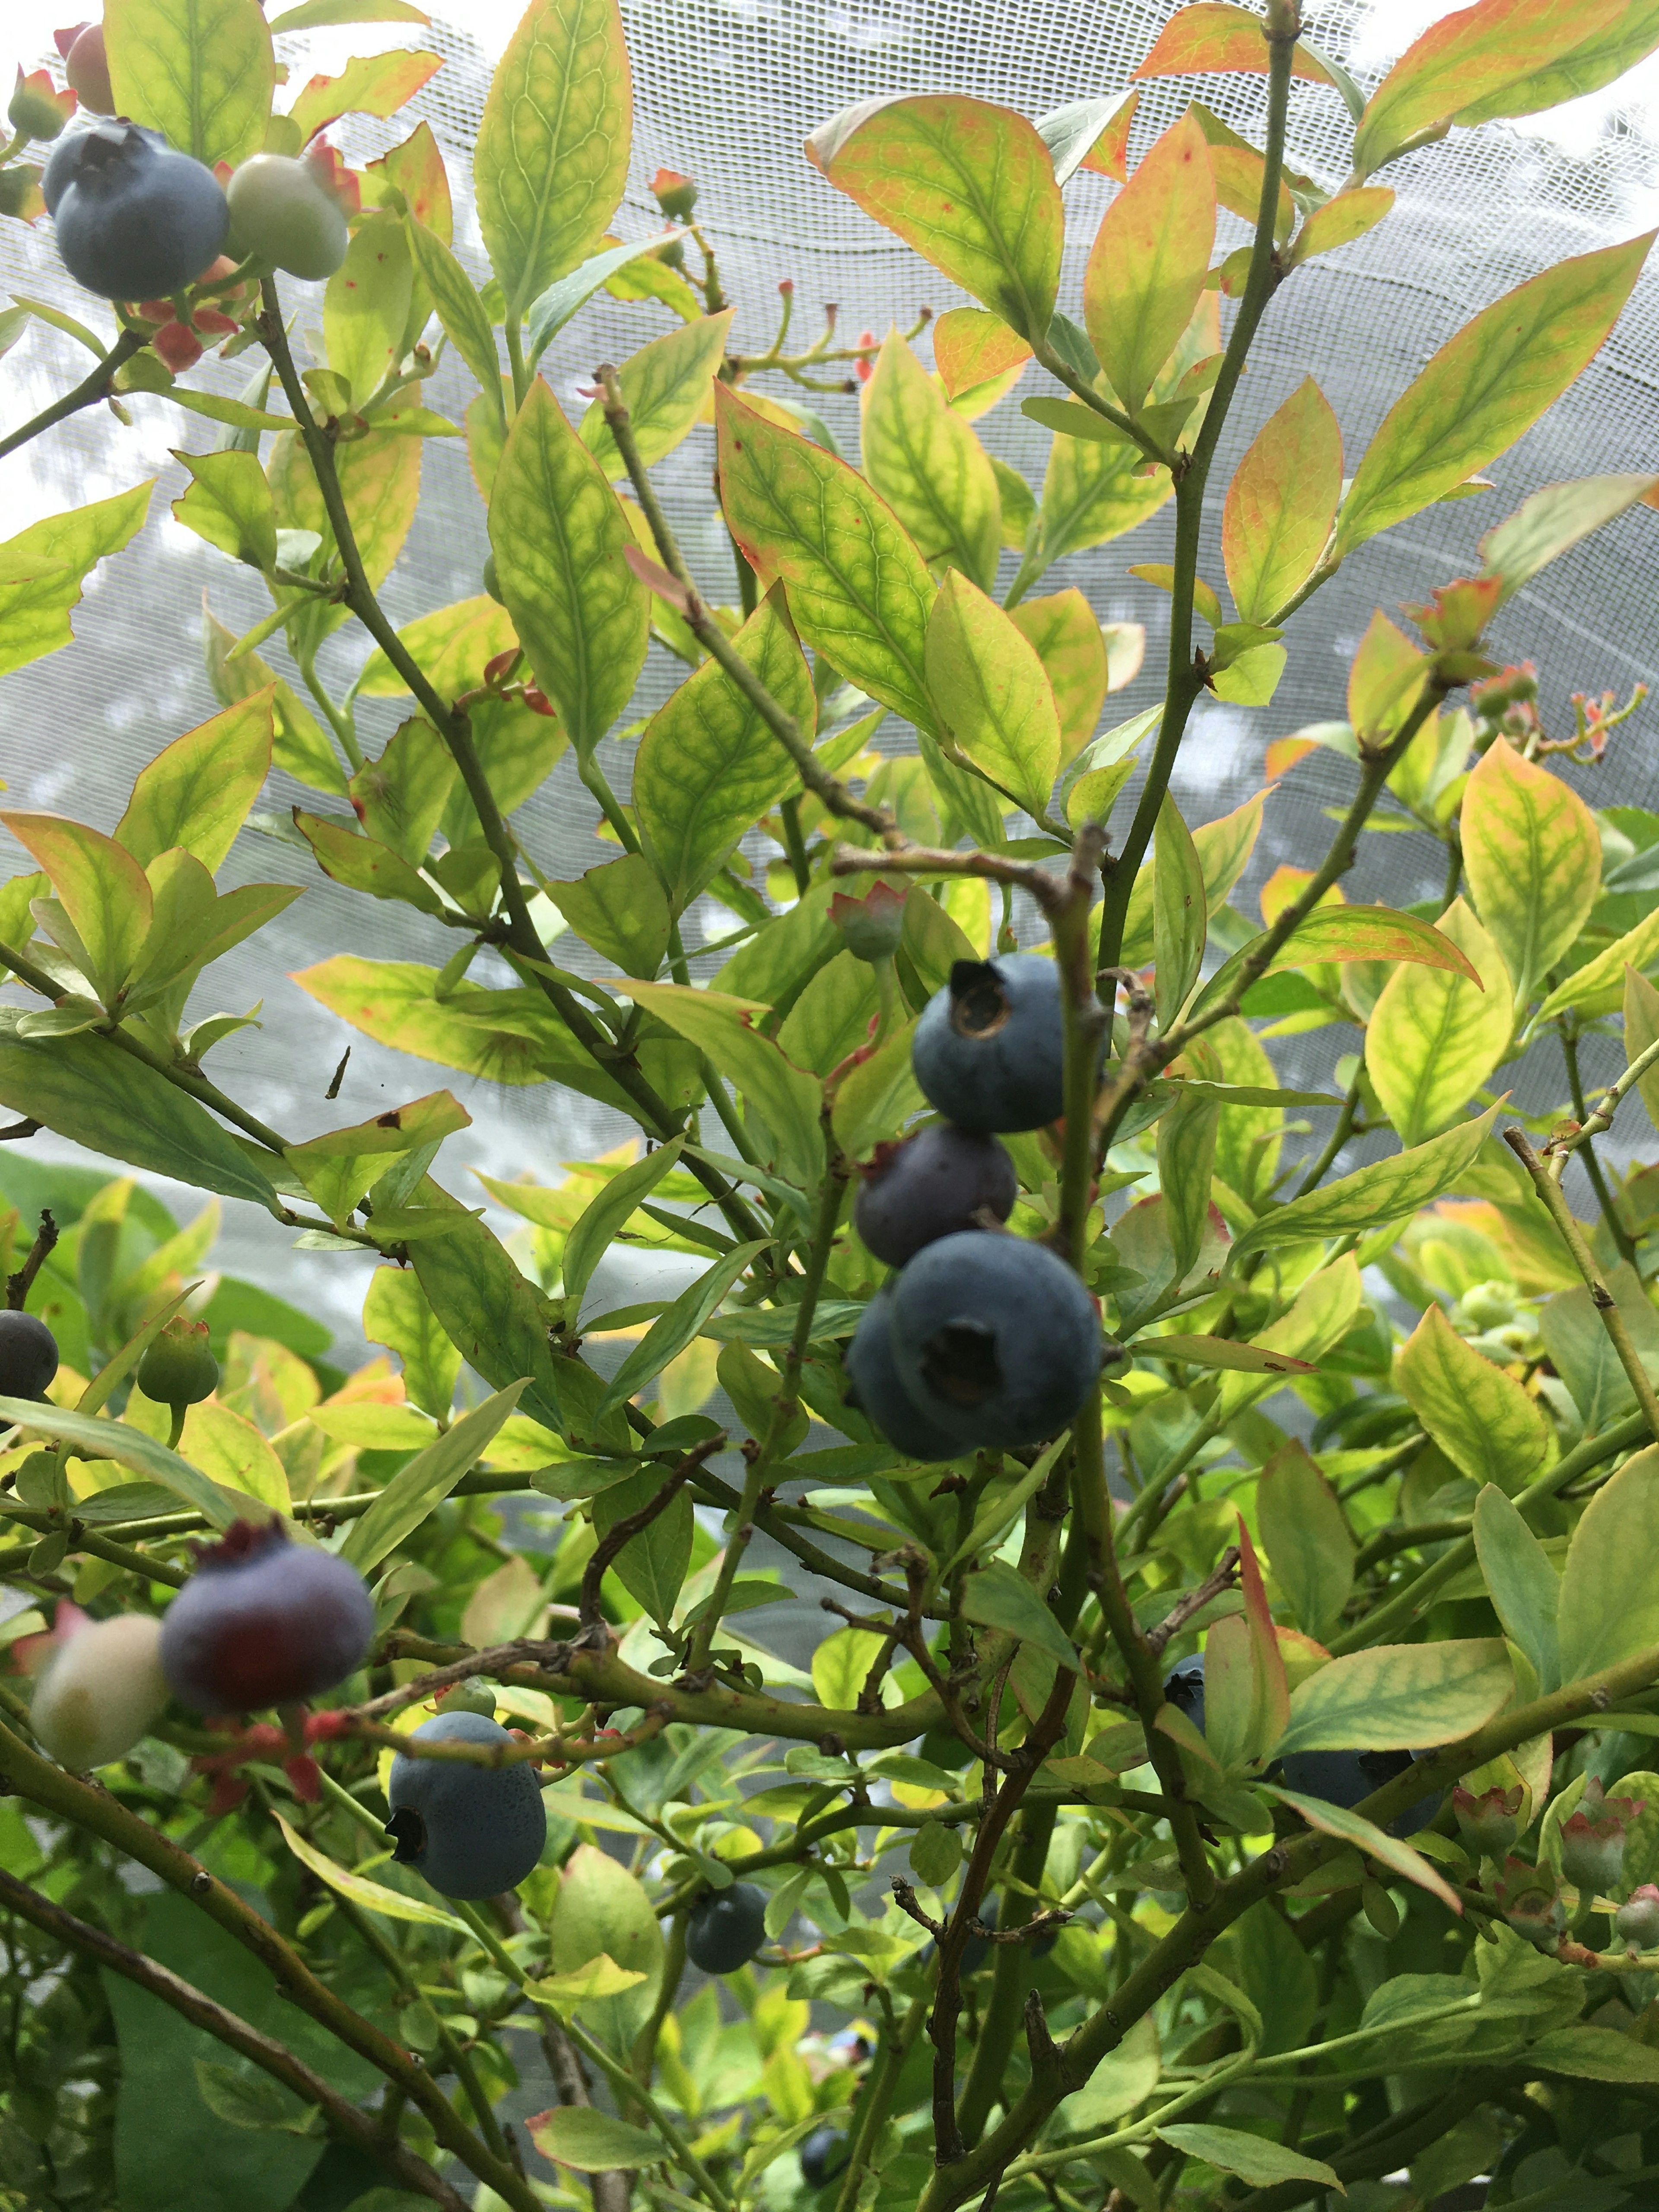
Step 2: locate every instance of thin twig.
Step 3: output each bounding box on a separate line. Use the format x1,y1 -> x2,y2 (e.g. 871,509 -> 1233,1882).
0,328 -> 145,462
6,1210 -> 57,1311
1144,1546 -> 1240,1658
580,1437 -> 724,1626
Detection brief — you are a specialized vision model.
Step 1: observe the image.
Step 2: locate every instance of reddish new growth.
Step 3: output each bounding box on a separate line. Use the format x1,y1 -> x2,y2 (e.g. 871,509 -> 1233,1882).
193,1516 -> 288,1570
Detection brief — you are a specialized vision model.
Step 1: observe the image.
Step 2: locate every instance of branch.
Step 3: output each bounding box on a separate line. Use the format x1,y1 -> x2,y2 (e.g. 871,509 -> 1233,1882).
1550,1029 -> 1659,1165
830,838 -> 1068,915
1560,1026 -> 1637,1265
1144,1546 -> 1240,1658
0,328 -> 145,462
580,1436 -> 725,1627
6,1208 -> 57,1311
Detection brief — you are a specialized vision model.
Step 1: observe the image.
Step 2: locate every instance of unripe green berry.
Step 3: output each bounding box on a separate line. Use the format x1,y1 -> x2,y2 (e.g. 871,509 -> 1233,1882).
226,152 -> 349,280
483,552 -> 505,605
32,1613 -> 168,1770
137,1316 -> 219,1408
436,1681 -> 497,1719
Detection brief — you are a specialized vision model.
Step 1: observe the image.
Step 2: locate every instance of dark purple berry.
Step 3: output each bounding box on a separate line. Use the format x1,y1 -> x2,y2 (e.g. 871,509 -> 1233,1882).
912,957 -> 1066,1133
799,2126 -> 850,2191
844,1287 -> 967,1465
853,1122 -> 1017,1267
686,1881 -> 766,1974
159,1520 -> 374,1714
1163,1654 -> 1205,1740
1278,1748 -> 1440,1839
0,1310 -> 58,1402
386,1711 -> 547,1900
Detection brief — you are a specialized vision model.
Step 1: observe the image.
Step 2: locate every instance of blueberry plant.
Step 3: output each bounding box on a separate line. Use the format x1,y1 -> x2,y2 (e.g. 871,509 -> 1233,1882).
8,2 -> 1659,2208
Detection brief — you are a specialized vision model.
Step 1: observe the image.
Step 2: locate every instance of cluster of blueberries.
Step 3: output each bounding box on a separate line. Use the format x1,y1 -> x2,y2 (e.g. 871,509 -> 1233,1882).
846,957 -> 1107,1461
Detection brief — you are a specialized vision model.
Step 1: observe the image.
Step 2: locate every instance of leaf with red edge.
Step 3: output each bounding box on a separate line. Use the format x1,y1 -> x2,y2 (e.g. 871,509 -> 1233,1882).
289,48 -> 443,145
1223,375 -> 1342,623
1084,111 -> 1216,417
933,308 -> 1032,401
1132,2 -> 1335,86
367,118 -> 451,243
1354,0 -> 1629,178
808,94 -> 1064,343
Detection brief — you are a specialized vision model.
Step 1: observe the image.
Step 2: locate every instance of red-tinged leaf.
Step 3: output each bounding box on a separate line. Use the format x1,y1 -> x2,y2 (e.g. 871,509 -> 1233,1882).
1354,0 -> 1629,178
1264,734 -> 1319,779
367,119 -> 452,244
1190,903 -> 1481,1027
1082,88 -> 1137,181
1222,375 -> 1342,623
1132,3 -> 1334,86
1460,736 -> 1601,1004
1335,233 -> 1655,559
1238,1515 -> 1291,1758
1264,1784 -> 1462,1912
1346,610 -> 1426,745
1129,563 -> 1224,629
1084,111 -> 1215,417
1208,143 -> 1294,245
1288,185 -> 1394,266
288,49 -> 443,143
807,95 -> 1063,343
1035,93 -> 1138,188
933,308 -> 1032,401
1455,1 -> 1659,127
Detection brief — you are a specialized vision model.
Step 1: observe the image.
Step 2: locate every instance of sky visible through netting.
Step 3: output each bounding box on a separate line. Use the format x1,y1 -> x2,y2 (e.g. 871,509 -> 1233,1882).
2,0 -> 1659,1366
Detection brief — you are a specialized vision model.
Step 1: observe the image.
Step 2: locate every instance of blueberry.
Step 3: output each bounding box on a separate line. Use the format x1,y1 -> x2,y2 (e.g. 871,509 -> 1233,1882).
685,1881 -> 766,1974
386,1710 -> 547,1901
160,1519 -> 374,1714
844,1286 -> 968,1464
1278,1748 -> 1441,1840
1162,1654 -> 1205,1741
912,957 -> 1067,1134
888,1232 -> 1103,1450
853,1122 -> 1017,1267
49,121 -> 229,299
225,152 -> 349,280
799,2126 -> 851,2191
0,1310 -> 58,1402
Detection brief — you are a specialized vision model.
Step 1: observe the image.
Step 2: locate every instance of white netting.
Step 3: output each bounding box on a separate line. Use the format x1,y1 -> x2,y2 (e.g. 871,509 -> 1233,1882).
3,0 -> 1659,1357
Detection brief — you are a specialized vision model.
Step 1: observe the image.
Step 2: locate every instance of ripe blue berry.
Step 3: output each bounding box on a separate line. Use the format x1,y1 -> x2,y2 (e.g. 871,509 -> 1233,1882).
845,1286 -> 968,1464
48,121 -> 229,299
386,1711 -> 547,1900
0,1310 -> 58,1402
888,1232 -> 1103,1450
160,1520 -> 374,1714
686,1881 -> 766,1974
1278,1748 -> 1440,1839
799,2126 -> 850,2191
1163,1654 -> 1205,1740
912,956 -> 1067,1133
853,1122 -> 1017,1268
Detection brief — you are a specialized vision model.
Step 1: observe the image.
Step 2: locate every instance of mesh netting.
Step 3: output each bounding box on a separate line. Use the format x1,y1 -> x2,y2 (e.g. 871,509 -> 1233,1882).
3,0 -> 1659,1358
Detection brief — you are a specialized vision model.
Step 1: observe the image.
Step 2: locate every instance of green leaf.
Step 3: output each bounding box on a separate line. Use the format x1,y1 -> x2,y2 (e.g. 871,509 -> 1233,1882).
105,0 -> 275,169
1156,1081 -> 1218,1282
808,94 -> 1063,343
116,694 -> 273,877
1256,1440 -> 1354,1643
563,1137 -> 685,1310
0,1010 -> 279,1209
0,1398 -> 242,1529
269,0 -> 431,26
1289,185 -> 1396,265
191,2060 -> 312,2136
1354,0 -> 1631,177
1458,3 -> 1659,127
832,1019 -> 925,1163
715,385 -> 935,731
1465,740 -> 1603,1011
404,221 -> 504,423
1153,796 -> 1207,1026
1334,234 -> 1653,557
1365,897 -> 1513,1145
548,853 -> 671,978
273,1812 -> 469,1932
1535,903 -> 1659,1022
410,1202 -> 566,1436
3,812 -> 153,1007
340,1379 -> 527,1571
1083,110 -> 1216,416
1228,1105 -> 1499,1257
284,1090 -> 470,1227
1262,1783 -> 1462,1912
1155,2124 -> 1339,2196
0,482 -> 152,678
363,1264 -> 461,1420
1525,2026 -> 1659,2084
579,309 -> 734,480
202,602 -> 343,796
620,980 -> 824,1188
861,331 -> 1001,589
1216,1255 -> 1362,1421
960,1558 -> 1081,1670
1010,588 -> 1109,765
1222,375 -> 1342,623
812,1627 -> 887,1710
1280,1638 -> 1513,1756
925,571 -> 1061,819
634,588 -> 816,915
474,0 -> 632,316
171,451 -> 278,572
1555,1444 -> 1659,1686
356,595 -> 518,702
1540,1266 -> 1658,1433
526,2108 -> 667,2173
324,212 -> 413,407
597,1241 -> 770,1417
293,810 -> 442,915
1026,385 -> 1175,578
1141,1334 -> 1316,1375
1397,1303 -> 1550,1494
270,424 -> 421,663
1479,473 -> 1659,607
1473,1484 -> 1560,1694
524,235 -> 680,370
488,379 -> 647,759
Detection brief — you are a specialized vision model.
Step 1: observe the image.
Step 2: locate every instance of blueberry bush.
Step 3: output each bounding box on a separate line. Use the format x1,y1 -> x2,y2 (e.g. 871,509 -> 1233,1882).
4,4 -> 1659,2209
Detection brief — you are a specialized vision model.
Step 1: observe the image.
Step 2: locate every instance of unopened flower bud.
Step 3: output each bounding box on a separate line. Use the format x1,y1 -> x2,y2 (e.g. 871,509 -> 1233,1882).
829,881 -> 907,963
1560,1777 -> 1646,1899
1495,1856 -> 1564,1951
1617,1883 -> 1659,1955
137,1316 -> 219,1409
649,166 -> 697,221
1452,1782 -> 1524,1862
10,67 -> 76,143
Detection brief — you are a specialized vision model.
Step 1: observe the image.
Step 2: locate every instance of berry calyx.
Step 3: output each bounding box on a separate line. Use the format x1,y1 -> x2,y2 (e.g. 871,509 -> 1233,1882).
386,1711 -> 547,1899
225,150 -> 350,280
137,1315 -> 219,1408
852,1122 -> 1017,1268
31,1611 -> 168,1770
685,1881 -> 766,1974
159,1519 -> 374,1714
0,1309 -> 59,1402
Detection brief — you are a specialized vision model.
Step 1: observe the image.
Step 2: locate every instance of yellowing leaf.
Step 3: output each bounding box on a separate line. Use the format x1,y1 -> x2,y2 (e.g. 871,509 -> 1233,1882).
925,571 -> 1061,819
2,813 -> 152,1007
1084,111 -> 1216,417
116,695 -> 274,876
1010,589 -> 1108,765
1556,1445 -> 1659,1685
933,308 -> 1032,400
1132,5 -> 1336,87
1397,1302 -> 1550,1494
105,0 -> 275,169
1230,1107 -> 1500,1258
1222,376 -> 1342,623
1278,1637 -> 1513,1755
1366,898 -> 1512,1146
273,1811 -> 469,1932
179,1399 -> 291,1514
1461,738 -> 1602,1006
287,47 -> 442,142
862,330 -> 1001,590
579,309 -> 734,480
